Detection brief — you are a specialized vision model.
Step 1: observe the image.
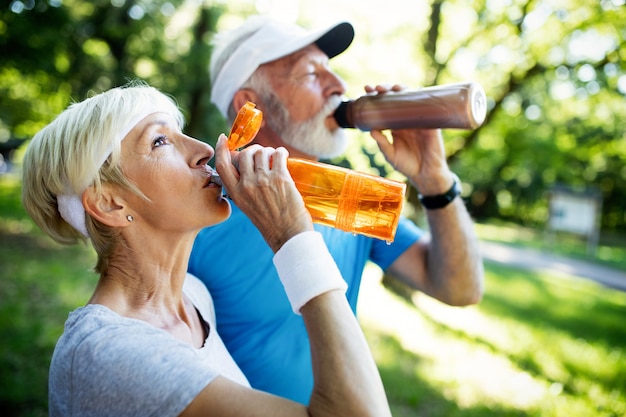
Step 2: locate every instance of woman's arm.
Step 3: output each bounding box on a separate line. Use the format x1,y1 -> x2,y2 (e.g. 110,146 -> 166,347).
182,286 -> 390,417
180,136 -> 391,417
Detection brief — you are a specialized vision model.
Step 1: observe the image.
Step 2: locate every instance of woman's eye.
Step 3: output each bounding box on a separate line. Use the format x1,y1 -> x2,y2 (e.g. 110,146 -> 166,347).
152,135 -> 168,148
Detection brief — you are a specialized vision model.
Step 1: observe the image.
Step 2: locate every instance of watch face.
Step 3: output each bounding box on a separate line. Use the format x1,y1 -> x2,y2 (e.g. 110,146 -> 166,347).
453,176 -> 462,195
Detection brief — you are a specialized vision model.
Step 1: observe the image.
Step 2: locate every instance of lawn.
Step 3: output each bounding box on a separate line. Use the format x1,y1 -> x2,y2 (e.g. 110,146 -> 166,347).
1,174 -> 625,416
0,176 -> 96,417
359,263 -> 626,416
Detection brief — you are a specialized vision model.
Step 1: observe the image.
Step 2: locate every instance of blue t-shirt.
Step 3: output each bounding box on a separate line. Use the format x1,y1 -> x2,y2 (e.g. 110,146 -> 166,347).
188,204 -> 421,404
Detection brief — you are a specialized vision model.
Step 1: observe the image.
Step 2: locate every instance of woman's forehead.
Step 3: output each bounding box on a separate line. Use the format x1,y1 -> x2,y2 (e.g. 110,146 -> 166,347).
122,111 -> 179,140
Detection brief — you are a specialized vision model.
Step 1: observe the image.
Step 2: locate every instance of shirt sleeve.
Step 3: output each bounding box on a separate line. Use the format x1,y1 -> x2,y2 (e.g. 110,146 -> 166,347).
370,217 -> 423,270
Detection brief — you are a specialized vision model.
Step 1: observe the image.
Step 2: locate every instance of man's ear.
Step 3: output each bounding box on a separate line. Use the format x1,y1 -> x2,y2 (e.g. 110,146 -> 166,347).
233,89 -> 261,114
82,185 -> 128,229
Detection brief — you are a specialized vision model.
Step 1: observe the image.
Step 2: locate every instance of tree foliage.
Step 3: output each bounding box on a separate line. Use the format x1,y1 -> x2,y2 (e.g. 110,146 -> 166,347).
434,0 -> 626,232
325,0 -> 626,232
1,0 -> 625,232
1,0 -> 228,144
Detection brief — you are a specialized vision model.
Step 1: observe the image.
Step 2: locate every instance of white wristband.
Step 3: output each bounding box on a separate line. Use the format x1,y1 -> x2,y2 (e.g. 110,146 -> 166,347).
273,231 -> 347,315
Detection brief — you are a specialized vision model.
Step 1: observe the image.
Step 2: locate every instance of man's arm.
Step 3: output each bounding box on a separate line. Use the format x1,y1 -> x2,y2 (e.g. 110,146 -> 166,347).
366,84 -> 485,306
386,196 -> 484,306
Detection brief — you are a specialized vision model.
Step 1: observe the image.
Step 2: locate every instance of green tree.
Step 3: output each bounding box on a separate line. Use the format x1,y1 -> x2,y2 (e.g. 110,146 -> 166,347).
2,0 -> 625,232
436,0 -> 626,232
0,0 -> 227,149
291,0 -> 626,232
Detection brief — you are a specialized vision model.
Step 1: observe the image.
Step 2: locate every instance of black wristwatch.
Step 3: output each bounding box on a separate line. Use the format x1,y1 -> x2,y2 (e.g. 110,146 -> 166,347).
418,173 -> 462,210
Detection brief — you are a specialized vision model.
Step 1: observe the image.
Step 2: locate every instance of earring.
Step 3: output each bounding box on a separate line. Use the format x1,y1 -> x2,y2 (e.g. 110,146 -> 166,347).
126,215 -> 134,222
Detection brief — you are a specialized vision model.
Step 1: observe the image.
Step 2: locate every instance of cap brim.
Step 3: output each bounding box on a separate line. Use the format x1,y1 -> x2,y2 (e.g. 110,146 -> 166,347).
315,22 -> 354,59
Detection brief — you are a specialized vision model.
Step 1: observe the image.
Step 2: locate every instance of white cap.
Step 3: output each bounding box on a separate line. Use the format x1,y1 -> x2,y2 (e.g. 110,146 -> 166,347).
210,15 -> 354,118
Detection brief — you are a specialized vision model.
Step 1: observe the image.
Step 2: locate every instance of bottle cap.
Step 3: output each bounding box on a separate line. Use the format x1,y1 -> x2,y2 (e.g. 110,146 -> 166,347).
227,101 -> 263,150
468,82 -> 487,128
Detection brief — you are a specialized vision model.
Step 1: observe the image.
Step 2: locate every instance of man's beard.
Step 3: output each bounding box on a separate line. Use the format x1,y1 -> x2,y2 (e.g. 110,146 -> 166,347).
262,93 -> 349,159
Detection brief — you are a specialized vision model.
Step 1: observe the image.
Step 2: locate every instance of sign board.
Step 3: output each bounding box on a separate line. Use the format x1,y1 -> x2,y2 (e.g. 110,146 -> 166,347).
547,184 -> 602,254
548,193 -> 598,235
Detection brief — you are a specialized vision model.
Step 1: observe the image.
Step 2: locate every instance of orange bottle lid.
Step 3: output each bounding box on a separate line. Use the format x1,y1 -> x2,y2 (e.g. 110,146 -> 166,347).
228,101 -> 263,150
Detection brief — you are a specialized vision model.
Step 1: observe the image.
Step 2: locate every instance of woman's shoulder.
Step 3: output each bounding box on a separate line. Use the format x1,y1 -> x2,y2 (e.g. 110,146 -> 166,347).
55,305 -> 171,363
51,302 -> 218,386
63,304 -> 139,341
49,304 -> 220,417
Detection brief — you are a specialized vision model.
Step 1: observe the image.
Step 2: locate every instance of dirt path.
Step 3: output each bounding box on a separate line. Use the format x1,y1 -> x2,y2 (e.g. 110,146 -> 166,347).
480,241 -> 626,292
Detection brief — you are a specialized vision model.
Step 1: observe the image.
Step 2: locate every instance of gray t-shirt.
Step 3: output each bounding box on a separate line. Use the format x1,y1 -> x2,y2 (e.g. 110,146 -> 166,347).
49,274 -> 249,417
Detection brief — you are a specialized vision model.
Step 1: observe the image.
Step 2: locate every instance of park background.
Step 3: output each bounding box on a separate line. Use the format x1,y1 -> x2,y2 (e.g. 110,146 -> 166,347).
1,0 -> 625,416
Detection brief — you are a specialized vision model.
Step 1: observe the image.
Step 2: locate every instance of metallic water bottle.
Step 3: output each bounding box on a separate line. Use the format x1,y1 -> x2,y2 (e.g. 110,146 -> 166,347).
333,81 -> 487,131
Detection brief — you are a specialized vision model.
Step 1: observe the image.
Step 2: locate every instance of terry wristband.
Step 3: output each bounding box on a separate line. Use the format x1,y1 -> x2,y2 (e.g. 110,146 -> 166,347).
273,231 -> 348,315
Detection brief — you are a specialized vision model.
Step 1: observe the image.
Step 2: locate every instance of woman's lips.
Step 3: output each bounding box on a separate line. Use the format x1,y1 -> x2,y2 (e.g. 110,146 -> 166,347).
210,173 -> 223,187
202,167 -> 222,188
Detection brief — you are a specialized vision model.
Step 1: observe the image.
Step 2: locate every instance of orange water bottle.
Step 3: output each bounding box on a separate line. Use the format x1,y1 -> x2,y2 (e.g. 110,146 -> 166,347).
221,102 -> 406,242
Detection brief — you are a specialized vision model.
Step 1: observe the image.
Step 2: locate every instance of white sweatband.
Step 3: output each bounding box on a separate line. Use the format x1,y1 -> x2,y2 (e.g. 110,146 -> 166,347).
273,231 -> 347,315
56,108 -> 168,238
57,194 -> 89,237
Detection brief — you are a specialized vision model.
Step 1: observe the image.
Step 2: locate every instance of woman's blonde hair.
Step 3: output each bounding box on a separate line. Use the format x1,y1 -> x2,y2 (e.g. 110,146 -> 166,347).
22,82 -> 184,274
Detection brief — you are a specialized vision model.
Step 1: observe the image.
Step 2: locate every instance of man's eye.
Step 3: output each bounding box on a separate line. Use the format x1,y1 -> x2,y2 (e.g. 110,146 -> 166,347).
152,135 -> 168,148
294,70 -> 317,81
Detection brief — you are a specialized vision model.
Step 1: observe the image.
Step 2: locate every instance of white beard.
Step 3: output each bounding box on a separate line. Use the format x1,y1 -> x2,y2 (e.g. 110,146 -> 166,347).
263,94 -> 349,159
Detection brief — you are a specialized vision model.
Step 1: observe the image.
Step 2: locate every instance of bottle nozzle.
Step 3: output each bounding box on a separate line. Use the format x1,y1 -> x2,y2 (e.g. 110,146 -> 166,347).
333,101 -> 352,128
227,101 -> 263,150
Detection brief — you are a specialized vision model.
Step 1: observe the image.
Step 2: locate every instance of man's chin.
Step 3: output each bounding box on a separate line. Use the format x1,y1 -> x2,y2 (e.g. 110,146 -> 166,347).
280,102 -> 349,158
312,135 -> 349,159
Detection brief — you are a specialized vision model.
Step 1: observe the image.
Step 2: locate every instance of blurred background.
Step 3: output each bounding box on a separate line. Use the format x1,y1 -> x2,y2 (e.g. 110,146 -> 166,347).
1,0 -> 625,416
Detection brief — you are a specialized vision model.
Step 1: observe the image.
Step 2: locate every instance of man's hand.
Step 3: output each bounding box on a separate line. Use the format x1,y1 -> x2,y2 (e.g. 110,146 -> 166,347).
364,84 -> 453,195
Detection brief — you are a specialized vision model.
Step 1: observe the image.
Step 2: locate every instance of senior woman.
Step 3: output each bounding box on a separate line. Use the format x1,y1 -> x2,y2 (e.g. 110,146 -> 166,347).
21,83 -> 392,417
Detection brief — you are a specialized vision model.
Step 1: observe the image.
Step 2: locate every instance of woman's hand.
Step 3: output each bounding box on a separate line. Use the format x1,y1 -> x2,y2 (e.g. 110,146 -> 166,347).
214,135 -> 312,252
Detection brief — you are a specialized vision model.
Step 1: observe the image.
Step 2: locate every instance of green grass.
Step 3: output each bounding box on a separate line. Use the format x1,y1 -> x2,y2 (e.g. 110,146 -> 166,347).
359,262 -> 626,417
1,175 -> 625,416
0,175 -> 95,417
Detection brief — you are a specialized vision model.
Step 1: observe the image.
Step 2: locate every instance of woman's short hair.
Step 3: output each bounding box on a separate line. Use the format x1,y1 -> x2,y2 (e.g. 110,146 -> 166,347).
22,82 -> 184,271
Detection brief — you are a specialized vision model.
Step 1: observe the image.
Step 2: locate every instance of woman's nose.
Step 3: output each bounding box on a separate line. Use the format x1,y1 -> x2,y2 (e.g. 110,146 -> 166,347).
186,135 -> 214,167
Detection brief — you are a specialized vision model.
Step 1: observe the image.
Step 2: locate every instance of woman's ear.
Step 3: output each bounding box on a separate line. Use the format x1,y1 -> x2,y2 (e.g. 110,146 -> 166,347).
82,185 -> 128,229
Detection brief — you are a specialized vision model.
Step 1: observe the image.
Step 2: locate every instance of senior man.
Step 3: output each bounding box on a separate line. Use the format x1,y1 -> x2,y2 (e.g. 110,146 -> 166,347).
189,15 -> 484,404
